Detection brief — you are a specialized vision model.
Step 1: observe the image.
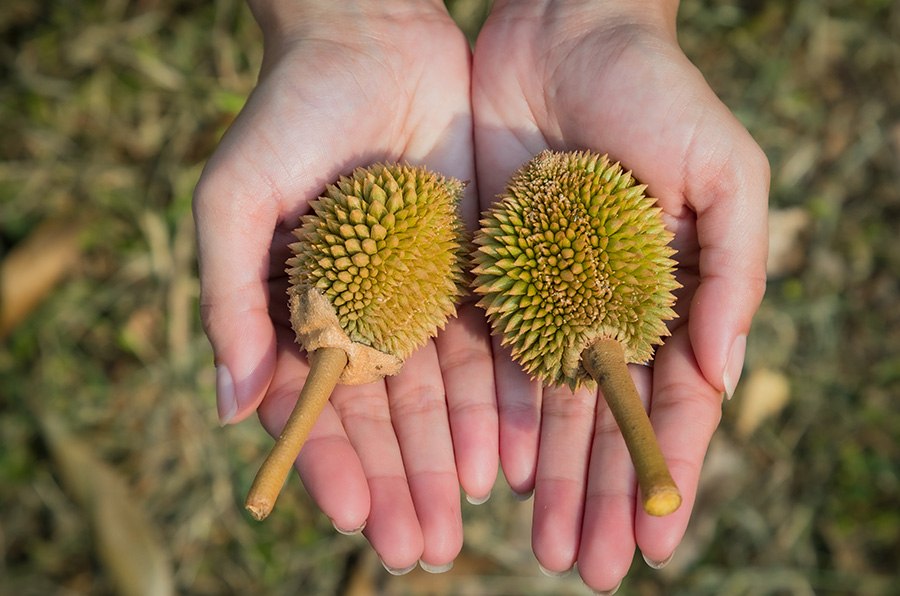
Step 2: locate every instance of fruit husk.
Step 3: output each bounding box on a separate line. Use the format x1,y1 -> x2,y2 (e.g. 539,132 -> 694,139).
288,287 -> 402,385
473,150 -> 679,390
288,162 -> 467,361
473,149 -> 682,516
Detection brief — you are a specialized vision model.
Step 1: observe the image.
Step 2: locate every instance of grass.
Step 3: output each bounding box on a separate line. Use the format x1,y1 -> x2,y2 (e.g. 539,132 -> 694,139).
1,0 -> 898,594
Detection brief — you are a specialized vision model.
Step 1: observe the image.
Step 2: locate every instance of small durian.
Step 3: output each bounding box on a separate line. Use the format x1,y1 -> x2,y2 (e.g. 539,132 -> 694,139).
473,149 -> 682,516
246,162 -> 466,520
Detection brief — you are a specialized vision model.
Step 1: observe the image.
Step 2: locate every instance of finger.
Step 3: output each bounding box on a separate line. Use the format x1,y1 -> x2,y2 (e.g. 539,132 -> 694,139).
406,74 -> 495,508
576,366 -> 651,592
385,342 -> 463,569
194,163 -> 279,425
494,338 -> 543,496
531,384 -> 596,573
435,303 -> 498,504
329,381 -> 424,571
685,137 -> 769,398
635,328 -> 723,564
256,336 -> 370,533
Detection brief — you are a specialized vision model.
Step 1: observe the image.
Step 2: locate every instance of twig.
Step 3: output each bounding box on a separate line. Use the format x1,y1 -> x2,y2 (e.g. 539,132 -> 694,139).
582,338 -> 681,516
245,347 -> 348,520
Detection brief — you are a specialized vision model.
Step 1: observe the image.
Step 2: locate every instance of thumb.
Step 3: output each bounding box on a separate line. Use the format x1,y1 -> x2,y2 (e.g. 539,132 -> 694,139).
686,133 -> 769,399
193,167 -> 279,425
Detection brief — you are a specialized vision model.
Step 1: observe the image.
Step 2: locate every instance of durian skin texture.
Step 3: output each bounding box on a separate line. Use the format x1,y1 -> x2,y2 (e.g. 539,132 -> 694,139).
287,163 -> 466,362
473,150 -> 679,389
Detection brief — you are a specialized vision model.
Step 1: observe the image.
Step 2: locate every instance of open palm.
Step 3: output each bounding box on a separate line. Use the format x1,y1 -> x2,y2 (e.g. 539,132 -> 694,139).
193,4 -> 496,572
473,3 -> 768,590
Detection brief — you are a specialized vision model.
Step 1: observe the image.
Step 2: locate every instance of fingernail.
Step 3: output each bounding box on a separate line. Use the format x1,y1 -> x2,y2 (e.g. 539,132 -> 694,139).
380,559 -> 416,576
332,520 -> 366,536
465,491 -> 491,505
592,579 -> 622,595
538,563 -> 571,578
642,550 -> 674,569
512,488 -> 534,501
216,365 -> 238,425
419,560 -> 454,574
723,335 -> 747,400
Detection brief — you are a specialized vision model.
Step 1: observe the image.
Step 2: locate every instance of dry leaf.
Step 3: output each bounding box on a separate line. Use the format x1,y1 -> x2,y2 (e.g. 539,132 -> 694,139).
735,368 -> 792,438
767,207 -> 811,278
39,412 -> 175,596
1,217 -> 84,337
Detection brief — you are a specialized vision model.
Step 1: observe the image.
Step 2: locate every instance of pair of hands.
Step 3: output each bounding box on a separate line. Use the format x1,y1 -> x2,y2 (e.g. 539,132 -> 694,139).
193,0 -> 768,590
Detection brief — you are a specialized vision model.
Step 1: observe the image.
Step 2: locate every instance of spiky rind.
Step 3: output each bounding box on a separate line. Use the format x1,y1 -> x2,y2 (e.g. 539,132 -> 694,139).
288,163 -> 466,361
473,150 -> 679,389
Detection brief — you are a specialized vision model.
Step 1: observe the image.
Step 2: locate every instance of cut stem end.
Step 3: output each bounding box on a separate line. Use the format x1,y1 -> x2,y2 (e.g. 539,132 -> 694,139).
244,347 -> 348,521
643,485 -> 683,517
582,338 -> 681,517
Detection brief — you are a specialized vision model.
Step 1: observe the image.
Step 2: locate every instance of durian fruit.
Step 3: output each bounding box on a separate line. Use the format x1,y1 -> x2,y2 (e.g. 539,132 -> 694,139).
245,162 -> 466,521
473,150 -> 682,516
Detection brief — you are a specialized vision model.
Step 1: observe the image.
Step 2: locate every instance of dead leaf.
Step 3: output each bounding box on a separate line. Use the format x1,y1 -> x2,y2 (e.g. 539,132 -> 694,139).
39,412 -> 175,596
1,217 -> 85,338
735,368 -> 792,438
767,207 -> 811,278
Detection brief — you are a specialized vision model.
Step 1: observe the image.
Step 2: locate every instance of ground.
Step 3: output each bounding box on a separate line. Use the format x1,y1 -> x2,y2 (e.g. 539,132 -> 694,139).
1,0 -> 898,594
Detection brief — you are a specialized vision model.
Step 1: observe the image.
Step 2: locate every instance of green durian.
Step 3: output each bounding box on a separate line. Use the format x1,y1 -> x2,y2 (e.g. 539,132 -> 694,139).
247,162 -> 466,521
473,149 -> 679,389
287,162 -> 466,366
473,149 -> 683,516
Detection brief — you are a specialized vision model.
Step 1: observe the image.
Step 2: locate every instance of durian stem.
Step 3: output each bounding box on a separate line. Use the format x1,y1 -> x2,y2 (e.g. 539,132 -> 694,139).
582,338 -> 681,516
245,347 -> 348,521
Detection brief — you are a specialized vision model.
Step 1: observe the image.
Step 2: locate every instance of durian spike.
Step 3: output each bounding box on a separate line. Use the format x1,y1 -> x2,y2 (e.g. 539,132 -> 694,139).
245,347 -> 348,521
581,338 -> 681,516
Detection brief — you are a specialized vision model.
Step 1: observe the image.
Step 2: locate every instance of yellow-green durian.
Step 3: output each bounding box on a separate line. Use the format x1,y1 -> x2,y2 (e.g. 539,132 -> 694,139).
473,150 -> 679,389
287,162 -> 466,362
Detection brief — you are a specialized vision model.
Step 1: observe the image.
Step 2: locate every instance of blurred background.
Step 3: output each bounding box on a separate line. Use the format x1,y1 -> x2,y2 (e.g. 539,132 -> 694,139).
1,0 -> 897,594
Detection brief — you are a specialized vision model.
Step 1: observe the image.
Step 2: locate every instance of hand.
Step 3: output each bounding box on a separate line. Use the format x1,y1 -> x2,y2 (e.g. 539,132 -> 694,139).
472,0 -> 768,590
193,0 -> 497,572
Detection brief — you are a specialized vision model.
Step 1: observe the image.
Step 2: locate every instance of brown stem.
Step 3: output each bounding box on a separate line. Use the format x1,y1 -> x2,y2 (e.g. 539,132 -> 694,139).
245,347 -> 348,520
581,338 -> 681,516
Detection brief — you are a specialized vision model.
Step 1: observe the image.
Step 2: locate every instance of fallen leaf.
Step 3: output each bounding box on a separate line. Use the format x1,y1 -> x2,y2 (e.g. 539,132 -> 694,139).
39,412 -> 175,596
767,207 -> 812,278
1,217 -> 85,338
735,368 -> 792,438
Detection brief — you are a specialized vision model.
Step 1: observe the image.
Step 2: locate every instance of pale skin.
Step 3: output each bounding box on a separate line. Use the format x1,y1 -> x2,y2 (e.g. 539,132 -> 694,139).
193,0 -> 768,590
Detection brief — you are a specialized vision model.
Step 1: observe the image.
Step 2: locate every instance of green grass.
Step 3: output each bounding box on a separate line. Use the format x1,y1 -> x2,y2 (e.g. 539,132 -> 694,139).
2,0 -> 898,594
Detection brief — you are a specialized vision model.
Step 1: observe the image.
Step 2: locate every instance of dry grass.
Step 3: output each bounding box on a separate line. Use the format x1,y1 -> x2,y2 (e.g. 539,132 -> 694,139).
1,0 -> 898,594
